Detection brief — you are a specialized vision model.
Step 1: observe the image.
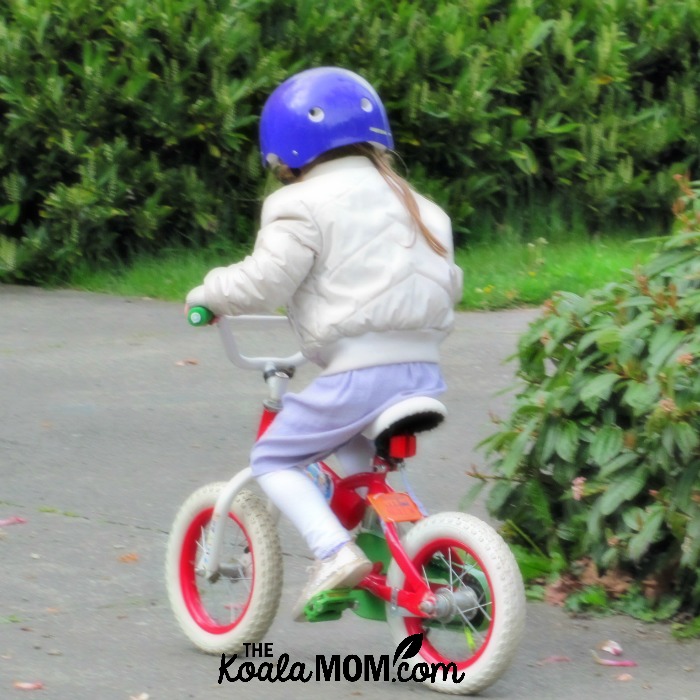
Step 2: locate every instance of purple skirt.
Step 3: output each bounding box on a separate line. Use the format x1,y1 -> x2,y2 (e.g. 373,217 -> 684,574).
249,362 -> 446,475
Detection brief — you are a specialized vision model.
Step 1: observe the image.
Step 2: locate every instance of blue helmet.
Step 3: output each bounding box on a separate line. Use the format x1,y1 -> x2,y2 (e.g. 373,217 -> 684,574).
259,67 -> 394,169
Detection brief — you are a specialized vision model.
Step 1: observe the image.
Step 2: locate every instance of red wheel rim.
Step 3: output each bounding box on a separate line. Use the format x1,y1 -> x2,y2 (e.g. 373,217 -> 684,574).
178,507 -> 254,634
404,536 -> 495,669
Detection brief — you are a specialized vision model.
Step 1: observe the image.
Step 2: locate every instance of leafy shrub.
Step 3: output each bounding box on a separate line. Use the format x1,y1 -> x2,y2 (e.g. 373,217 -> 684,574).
0,0 -> 276,280
477,175 -> 700,617
1,0 -> 699,282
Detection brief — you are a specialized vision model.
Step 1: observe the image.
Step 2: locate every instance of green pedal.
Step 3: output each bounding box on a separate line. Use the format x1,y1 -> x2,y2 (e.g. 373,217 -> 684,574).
304,587 -> 387,623
304,589 -> 356,622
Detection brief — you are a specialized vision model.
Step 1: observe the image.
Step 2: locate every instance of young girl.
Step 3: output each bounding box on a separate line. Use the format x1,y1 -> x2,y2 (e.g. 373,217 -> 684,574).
186,66 -> 463,621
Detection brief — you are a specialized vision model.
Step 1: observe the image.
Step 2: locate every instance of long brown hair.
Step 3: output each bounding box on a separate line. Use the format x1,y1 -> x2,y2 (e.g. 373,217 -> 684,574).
296,143 -> 448,257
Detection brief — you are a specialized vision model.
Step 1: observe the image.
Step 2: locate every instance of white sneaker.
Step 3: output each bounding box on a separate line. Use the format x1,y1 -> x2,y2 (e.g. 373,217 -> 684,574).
292,542 -> 372,621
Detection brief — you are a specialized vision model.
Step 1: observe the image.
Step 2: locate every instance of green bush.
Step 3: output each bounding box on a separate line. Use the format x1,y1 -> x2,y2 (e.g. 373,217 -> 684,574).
1,0 -> 699,282
477,175 -> 700,617
0,0 -> 277,280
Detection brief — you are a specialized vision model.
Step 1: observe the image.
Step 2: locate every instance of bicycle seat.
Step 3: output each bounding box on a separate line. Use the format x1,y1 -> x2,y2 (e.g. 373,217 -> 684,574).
362,397 -> 447,459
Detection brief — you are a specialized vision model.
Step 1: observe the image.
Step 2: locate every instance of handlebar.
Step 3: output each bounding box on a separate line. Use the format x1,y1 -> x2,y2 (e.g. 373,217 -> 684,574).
188,306 -> 215,326
188,307 -> 307,372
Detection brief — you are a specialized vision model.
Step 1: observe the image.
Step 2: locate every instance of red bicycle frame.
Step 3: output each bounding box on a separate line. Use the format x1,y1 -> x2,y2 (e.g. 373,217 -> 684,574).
256,402 -> 437,618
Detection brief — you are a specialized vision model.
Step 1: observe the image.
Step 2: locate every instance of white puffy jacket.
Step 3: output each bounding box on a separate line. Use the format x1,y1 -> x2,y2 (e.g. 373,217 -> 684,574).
192,156 -> 463,374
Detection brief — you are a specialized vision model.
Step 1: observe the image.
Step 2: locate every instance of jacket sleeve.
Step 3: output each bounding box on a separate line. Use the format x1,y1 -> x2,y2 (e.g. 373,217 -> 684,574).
201,196 -> 320,316
450,259 -> 464,305
443,220 -> 464,306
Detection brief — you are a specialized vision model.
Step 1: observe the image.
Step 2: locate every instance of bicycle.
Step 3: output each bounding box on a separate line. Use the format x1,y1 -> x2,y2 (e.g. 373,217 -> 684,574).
165,311 -> 526,695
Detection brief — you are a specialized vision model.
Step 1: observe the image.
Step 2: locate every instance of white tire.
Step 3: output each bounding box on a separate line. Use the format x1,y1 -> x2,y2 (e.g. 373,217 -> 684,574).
165,482 -> 282,654
386,512 -> 526,695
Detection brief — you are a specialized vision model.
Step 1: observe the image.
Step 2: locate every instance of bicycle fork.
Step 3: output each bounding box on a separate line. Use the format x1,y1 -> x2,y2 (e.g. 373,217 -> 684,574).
195,467 -> 256,581
197,364 -> 292,581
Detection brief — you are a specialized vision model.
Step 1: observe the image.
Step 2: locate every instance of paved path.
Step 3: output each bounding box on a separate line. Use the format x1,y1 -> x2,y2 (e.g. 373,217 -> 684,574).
1,285 -> 698,699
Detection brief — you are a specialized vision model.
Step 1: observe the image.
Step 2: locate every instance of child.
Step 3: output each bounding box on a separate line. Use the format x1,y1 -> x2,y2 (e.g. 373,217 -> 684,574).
186,66 -> 463,620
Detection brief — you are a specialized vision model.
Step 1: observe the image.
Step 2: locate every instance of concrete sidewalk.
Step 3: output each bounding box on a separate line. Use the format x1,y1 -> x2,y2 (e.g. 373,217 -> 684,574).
0,284 -> 698,699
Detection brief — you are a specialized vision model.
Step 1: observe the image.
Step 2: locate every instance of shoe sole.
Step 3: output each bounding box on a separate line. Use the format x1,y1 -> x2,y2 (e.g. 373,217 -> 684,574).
293,558 -> 373,622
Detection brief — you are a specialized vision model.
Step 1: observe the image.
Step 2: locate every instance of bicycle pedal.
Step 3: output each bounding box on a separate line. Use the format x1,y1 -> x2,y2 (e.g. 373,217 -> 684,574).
304,589 -> 355,622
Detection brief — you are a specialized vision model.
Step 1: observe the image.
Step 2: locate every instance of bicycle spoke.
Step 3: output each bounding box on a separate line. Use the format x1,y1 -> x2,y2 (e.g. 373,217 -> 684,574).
412,543 -> 496,663
384,513 -> 525,692
190,515 -> 256,627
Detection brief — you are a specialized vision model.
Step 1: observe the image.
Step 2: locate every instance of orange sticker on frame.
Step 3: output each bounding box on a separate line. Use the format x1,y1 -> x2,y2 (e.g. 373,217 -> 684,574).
368,492 -> 423,523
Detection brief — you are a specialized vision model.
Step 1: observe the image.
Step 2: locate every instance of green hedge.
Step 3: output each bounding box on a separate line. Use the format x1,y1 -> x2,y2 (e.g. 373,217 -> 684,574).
1,0 -> 699,282
477,176 -> 700,618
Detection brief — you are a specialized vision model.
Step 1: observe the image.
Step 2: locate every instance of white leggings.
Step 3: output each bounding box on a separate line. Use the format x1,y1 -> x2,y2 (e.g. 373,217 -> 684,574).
256,435 -> 374,559
253,363 -> 446,560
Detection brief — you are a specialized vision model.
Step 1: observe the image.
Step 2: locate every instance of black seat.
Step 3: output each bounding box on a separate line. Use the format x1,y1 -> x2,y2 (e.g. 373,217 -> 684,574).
361,397 -> 447,460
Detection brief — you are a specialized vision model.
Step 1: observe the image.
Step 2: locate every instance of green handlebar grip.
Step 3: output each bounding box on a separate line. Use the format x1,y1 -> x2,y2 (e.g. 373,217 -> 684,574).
188,306 -> 215,326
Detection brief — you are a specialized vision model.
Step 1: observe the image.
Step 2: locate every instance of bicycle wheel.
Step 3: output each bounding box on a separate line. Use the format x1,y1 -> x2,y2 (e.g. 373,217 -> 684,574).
165,482 -> 283,654
385,512 -> 525,695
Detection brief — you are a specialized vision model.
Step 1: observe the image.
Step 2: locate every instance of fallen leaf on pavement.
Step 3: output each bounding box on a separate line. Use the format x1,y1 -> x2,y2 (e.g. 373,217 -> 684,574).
599,640 -> 624,656
591,650 -> 637,667
13,681 -> 44,690
537,655 -> 571,665
118,552 -> 139,563
0,516 -> 27,526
